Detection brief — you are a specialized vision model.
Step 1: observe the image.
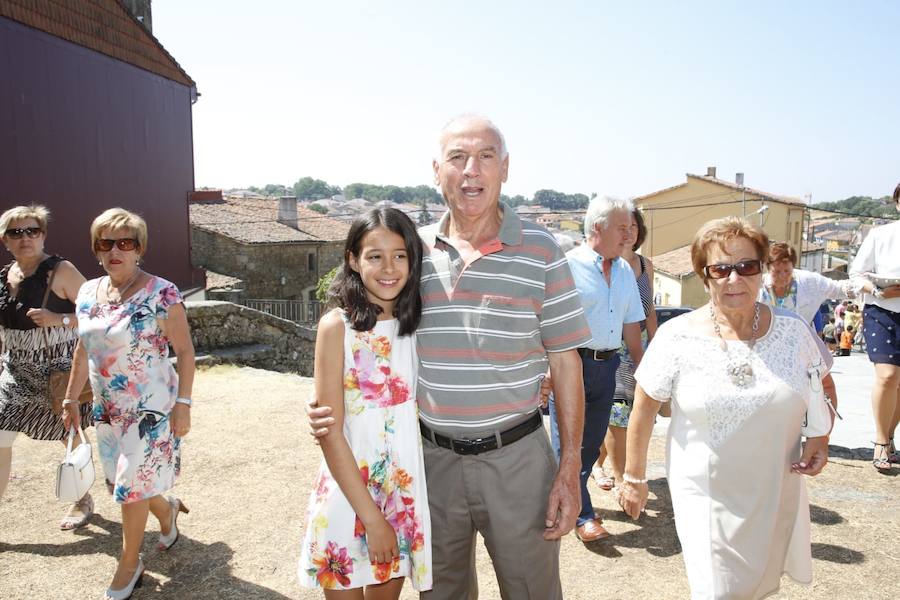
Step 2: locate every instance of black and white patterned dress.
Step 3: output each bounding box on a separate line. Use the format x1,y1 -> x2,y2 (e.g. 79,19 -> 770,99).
0,256 -> 91,439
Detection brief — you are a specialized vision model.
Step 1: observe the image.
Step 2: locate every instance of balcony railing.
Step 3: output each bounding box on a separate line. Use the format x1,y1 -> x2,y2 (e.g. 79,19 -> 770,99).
239,299 -> 322,325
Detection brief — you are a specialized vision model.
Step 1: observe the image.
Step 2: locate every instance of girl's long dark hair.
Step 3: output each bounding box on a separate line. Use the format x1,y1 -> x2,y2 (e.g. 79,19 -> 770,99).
328,207 -> 423,336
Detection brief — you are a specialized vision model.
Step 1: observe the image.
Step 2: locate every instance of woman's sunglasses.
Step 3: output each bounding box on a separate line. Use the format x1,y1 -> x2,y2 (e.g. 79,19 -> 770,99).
704,260 -> 763,279
4,227 -> 43,239
94,238 -> 139,252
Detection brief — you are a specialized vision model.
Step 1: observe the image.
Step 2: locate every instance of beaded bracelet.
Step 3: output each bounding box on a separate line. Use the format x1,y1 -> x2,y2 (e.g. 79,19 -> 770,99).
61,398 -> 75,407
622,473 -> 648,484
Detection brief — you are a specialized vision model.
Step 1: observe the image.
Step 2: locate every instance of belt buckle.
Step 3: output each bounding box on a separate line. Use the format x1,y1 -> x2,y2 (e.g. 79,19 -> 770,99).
452,436 -> 497,455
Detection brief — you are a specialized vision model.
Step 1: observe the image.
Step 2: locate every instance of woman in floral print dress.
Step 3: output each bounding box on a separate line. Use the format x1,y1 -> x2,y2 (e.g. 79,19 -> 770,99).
63,208 -> 195,600
299,208 -> 431,597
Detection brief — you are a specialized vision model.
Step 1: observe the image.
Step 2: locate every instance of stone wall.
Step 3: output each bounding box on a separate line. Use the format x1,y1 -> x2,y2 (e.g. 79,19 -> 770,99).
191,228 -> 343,301
186,301 -> 316,375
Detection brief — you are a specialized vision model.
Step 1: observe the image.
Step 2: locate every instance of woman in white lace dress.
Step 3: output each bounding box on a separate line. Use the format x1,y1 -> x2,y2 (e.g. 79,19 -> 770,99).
620,217 -> 834,600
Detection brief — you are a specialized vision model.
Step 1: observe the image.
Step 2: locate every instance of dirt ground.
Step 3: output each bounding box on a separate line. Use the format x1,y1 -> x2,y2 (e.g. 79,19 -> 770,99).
0,365 -> 897,599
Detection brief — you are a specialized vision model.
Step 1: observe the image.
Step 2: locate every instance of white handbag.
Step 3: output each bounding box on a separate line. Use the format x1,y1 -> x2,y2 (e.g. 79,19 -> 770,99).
56,426 -> 95,503
801,361 -> 838,438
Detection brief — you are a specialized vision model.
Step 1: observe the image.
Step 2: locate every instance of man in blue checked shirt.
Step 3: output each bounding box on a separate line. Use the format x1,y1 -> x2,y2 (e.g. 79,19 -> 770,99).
548,195 -> 645,543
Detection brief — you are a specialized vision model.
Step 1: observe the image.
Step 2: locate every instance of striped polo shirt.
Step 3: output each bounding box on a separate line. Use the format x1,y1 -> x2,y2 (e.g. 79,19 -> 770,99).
416,204 -> 592,436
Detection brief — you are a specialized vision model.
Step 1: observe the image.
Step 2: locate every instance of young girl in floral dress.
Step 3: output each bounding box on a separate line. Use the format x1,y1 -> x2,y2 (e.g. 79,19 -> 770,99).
299,208 -> 431,598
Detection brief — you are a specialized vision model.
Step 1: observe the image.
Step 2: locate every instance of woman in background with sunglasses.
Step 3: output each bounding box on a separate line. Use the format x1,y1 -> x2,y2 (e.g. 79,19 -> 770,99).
620,217 -> 834,599
0,205 -> 93,529
62,207 -> 195,600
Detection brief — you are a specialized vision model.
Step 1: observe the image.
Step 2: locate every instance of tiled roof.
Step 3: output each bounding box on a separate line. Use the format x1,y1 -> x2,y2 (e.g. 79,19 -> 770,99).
802,240 -> 825,253
685,174 -> 807,206
205,270 -> 243,290
818,230 -> 854,242
635,175 -> 806,207
1,0 -> 195,87
651,244 -> 696,277
190,197 -> 350,244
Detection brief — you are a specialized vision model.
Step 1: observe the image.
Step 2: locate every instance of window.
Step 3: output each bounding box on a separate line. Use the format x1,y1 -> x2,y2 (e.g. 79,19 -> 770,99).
308,252 -> 316,272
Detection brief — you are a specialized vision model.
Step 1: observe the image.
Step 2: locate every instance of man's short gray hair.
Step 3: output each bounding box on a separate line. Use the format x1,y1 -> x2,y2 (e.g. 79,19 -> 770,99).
435,114 -> 508,161
583,196 -> 634,238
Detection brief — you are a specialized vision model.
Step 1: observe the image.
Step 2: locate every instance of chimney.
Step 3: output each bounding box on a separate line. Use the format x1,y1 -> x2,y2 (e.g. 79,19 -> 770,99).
706,166 -> 717,178
277,196 -> 299,229
123,0 -> 153,33
735,172 -> 744,187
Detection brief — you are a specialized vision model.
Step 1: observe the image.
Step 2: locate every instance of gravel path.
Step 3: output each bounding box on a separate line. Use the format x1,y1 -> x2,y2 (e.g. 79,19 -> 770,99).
0,365 -> 896,599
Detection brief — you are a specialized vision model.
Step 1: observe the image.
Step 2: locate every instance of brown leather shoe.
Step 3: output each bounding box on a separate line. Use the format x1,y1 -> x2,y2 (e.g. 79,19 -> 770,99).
575,519 -> 611,542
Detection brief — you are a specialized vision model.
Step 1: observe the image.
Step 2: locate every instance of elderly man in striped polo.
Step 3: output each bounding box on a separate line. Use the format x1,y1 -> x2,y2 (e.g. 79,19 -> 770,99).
309,115 -> 591,599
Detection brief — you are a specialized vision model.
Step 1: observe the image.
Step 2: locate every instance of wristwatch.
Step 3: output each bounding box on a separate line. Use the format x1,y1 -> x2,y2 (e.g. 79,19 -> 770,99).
61,315 -> 71,327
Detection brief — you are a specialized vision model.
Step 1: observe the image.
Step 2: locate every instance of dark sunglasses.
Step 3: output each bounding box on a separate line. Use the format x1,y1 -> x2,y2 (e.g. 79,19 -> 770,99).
94,238 -> 139,252
704,260 -> 763,279
4,227 -> 43,239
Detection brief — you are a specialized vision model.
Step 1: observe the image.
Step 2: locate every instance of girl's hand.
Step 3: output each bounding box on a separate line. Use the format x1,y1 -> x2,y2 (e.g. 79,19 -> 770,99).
170,403 -> 191,438
365,516 -> 399,565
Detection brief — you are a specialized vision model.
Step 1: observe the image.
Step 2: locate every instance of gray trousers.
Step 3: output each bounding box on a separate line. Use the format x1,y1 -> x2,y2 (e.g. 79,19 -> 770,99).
420,427 -> 562,600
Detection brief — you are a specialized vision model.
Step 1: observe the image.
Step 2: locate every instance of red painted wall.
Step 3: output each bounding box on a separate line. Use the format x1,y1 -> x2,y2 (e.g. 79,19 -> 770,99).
0,17 -> 201,291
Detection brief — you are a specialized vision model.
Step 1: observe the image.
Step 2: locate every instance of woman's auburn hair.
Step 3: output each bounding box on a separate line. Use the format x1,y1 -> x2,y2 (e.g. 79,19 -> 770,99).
768,241 -> 797,266
690,216 -> 769,282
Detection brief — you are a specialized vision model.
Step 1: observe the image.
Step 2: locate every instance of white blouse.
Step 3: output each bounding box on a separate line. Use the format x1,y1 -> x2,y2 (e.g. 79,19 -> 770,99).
760,268 -> 850,324
850,219 -> 900,313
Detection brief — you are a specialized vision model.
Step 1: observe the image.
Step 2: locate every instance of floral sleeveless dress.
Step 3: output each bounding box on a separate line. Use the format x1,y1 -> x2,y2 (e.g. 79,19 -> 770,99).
299,315 -> 432,591
76,275 -> 183,504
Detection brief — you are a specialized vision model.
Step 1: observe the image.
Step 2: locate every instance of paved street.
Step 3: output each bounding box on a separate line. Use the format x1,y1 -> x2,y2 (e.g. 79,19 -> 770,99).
827,350 -> 880,451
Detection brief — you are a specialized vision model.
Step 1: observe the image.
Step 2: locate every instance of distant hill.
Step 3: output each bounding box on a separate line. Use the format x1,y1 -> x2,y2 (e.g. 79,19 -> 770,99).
813,195 -> 897,219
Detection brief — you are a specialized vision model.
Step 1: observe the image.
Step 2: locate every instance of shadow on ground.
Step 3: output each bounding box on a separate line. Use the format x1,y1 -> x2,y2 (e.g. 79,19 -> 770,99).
583,478 -> 682,559
0,513 -> 293,599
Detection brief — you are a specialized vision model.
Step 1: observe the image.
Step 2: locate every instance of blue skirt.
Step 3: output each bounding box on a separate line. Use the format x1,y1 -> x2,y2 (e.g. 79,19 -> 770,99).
863,304 -> 900,366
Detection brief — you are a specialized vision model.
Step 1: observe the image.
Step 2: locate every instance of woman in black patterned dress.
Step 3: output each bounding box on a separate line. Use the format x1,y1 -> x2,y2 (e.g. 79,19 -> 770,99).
0,205 -> 92,529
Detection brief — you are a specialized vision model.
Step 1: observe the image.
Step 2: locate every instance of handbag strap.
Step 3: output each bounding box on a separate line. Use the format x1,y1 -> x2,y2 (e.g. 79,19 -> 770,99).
39,262 -> 60,355
65,425 -> 88,457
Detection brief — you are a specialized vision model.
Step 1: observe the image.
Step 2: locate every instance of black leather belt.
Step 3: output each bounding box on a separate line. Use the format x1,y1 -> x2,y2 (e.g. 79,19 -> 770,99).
420,412 -> 542,455
578,347 -> 620,361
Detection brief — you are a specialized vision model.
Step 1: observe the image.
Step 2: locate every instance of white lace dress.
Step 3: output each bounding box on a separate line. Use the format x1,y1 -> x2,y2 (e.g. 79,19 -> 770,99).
635,307 -> 832,600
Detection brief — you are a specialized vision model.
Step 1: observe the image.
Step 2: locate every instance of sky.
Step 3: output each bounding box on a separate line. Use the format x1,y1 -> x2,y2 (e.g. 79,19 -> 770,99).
153,1 -> 900,204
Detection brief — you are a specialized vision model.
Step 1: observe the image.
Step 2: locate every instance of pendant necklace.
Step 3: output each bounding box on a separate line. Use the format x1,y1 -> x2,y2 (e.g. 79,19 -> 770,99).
107,269 -> 142,305
710,302 -> 760,387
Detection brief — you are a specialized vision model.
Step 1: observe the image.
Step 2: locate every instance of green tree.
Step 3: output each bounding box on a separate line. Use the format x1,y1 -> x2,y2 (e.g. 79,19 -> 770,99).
308,203 -> 328,214
316,265 -> 340,304
293,177 -> 340,200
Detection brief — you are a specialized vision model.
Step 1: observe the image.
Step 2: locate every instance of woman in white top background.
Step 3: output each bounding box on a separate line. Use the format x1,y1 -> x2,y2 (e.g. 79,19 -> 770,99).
849,182 -> 900,472
759,241 -> 854,324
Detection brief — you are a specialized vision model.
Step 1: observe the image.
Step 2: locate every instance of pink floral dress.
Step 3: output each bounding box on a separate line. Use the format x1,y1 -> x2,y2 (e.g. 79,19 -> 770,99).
299,315 -> 432,591
76,276 -> 183,504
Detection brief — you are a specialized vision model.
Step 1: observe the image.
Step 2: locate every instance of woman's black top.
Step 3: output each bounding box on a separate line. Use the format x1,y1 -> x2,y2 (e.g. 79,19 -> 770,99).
0,255 -> 75,330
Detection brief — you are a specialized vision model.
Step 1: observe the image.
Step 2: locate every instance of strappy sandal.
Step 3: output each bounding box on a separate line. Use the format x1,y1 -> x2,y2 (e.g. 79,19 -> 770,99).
889,438 -> 900,464
59,492 -> 94,530
872,441 -> 892,473
591,465 -> 615,491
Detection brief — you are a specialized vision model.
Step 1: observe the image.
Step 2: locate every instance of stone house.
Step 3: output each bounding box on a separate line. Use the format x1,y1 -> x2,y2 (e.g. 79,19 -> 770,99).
189,192 -> 349,304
